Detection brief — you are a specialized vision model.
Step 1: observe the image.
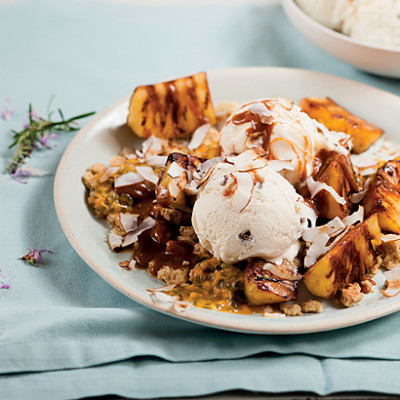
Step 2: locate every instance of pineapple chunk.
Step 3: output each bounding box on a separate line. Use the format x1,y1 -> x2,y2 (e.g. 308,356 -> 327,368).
299,97 -> 383,154
244,260 -> 298,305
303,214 -> 382,299
155,153 -> 201,212
313,152 -> 358,220
364,160 -> 400,234
127,72 -> 216,139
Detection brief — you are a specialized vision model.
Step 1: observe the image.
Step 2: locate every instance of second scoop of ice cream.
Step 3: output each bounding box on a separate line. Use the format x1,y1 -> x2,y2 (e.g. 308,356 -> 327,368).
219,98 -> 348,185
192,161 -> 303,264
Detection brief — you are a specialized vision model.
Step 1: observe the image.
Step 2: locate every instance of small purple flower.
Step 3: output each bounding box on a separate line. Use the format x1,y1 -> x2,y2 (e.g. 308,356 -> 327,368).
0,269 -> 12,289
22,248 -> 52,266
1,109 -> 14,121
11,168 -> 32,184
22,107 -> 40,129
1,99 -> 14,121
39,133 -> 58,148
29,107 -> 40,121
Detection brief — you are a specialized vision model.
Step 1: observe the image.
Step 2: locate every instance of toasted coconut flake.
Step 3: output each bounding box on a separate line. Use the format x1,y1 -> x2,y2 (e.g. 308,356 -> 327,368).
360,167 -> 379,177
114,172 -> 144,188
303,207 -> 362,244
351,139 -> 400,176
168,178 -> 181,198
173,300 -> 190,313
382,269 -> 400,298
248,102 -> 272,122
229,149 -> 268,172
99,167 -> 119,183
230,172 -> 254,212
135,166 -> 159,185
197,164 -> 216,189
146,155 -> 168,168
121,146 -> 135,158
351,154 -> 379,169
304,233 -> 330,269
119,213 -> 138,233
306,177 -> 346,205
381,281 -> 400,298
262,262 -> 302,281
122,217 -> 155,247
199,157 -> 223,176
303,217 -> 345,243
168,162 -> 186,178
304,228 -> 349,269
188,123 -> 211,150
266,160 -> 295,173
351,178 -> 371,204
303,207 -> 362,267
148,291 -> 175,304
343,206 -> 364,226
137,135 -> 163,159
108,232 -> 123,250
264,311 -> 287,318
148,284 -> 177,293
278,98 -> 293,110
184,180 -> 199,196
382,234 -> 400,243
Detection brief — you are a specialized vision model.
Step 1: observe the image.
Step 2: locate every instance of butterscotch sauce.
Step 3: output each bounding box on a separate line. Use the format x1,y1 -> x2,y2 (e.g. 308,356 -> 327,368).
232,108 -> 275,150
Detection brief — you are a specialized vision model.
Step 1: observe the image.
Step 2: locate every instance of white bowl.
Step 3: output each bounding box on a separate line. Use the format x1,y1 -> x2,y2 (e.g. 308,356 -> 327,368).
282,0 -> 400,78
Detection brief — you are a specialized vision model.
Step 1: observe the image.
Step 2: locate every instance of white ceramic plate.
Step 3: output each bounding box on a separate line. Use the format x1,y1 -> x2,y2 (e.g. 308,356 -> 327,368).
54,67 -> 400,334
282,0 -> 400,78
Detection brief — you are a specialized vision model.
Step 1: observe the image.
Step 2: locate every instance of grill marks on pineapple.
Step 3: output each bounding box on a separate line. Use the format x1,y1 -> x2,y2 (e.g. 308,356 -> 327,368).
128,72 -> 216,139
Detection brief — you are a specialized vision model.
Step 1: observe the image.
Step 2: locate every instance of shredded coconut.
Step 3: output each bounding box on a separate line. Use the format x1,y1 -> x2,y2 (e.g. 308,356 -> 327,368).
114,172 -> 144,188
306,176 -> 346,205
188,123 -> 211,150
135,166 -> 159,185
230,172 -> 254,212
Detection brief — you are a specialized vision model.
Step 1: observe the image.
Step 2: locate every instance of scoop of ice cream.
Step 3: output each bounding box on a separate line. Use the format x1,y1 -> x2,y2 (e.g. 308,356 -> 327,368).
296,0 -> 353,30
219,98 -> 348,185
191,161 -> 303,264
342,0 -> 400,49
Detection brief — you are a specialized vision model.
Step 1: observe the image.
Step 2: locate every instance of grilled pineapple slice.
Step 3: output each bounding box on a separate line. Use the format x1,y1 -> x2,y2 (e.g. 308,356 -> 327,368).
303,214 -> 382,299
127,72 -> 216,139
299,97 -> 383,154
155,153 -> 201,212
313,152 -> 359,220
244,260 -> 298,305
364,160 -> 400,234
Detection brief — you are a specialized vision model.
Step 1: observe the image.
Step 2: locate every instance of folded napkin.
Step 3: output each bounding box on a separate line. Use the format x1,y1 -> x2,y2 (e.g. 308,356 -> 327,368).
2,0 -> 400,399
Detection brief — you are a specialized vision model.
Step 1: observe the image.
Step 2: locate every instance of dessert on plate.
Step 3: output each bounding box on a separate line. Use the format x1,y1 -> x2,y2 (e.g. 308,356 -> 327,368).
83,72 -> 400,317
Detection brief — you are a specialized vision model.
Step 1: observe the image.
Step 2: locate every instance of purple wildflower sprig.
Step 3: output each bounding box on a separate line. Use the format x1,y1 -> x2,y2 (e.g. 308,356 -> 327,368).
0,269 -> 12,289
22,248 -> 52,266
7,102 -> 95,174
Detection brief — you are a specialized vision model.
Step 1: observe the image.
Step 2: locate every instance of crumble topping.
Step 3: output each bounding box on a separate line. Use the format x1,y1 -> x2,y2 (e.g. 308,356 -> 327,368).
157,266 -> 189,285
301,300 -> 323,313
280,302 -> 302,316
340,283 -> 364,308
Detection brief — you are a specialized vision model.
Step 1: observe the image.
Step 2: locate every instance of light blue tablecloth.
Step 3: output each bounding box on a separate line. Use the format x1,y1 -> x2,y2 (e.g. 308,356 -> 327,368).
2,1 -> 400,399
